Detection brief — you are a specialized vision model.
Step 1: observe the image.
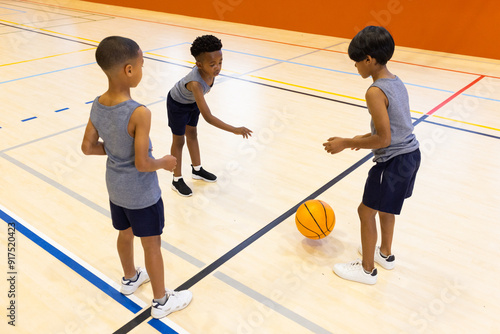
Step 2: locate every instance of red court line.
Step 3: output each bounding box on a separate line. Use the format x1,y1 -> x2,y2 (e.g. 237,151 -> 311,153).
426,75 -> 485,116
18,0 -> 500,80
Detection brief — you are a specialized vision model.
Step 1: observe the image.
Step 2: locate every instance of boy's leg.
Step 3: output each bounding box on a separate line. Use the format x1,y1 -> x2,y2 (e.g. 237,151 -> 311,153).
379,211 -> 395,257
140,235 -> 165,299
171,134 -> 185,177
358,203 -> 378,272
186,124 -> 217,182
117,227 -> 136,279
185,125 -> 201,166
332,203 -> 378,284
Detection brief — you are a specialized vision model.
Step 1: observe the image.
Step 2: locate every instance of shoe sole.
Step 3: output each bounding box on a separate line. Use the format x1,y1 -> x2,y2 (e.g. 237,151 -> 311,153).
171,184 -> 193,197
332,265 -> 377,285
192,174 -> 217,182
151,294 -> 193,319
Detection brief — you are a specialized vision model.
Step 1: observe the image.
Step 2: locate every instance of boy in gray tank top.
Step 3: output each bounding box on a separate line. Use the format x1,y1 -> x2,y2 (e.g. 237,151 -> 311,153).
323,26 -> 420,285
167,35 -> 253,196
81,36 -> 192,318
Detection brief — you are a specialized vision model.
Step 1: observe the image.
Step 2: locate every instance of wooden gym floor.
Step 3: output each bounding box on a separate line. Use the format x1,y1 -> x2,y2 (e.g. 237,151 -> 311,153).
1,0 -> 499,333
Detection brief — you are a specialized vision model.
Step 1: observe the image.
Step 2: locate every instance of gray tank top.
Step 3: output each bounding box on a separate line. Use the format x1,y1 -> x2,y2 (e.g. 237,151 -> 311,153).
169,66 -> 211,104
369,76 -> 419,162
90,97 -> 161,209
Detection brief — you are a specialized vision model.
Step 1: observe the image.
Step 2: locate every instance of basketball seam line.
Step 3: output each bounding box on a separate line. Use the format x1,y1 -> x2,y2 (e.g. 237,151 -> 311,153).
295,215 -> 321,239
304,202 -> 327,237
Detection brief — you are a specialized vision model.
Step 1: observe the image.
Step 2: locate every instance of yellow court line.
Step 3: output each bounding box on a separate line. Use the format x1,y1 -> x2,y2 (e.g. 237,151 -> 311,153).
250,75 -> 367,102
0,47 -> 96,67
249,75 -> 500,133
431,114 -> 500,132
4,14 -> 497,134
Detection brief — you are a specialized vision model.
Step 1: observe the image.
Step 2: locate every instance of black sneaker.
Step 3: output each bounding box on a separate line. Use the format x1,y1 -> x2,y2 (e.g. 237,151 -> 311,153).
192,165 -> 217,182
171,178 -> 192,197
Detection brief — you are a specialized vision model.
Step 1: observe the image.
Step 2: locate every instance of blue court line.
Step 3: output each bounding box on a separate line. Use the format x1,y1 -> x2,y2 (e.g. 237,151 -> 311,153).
1,18 -> 498,104
0,208 -> 178,333
0,6 -> 26,13
411,116 -> 500,140
0,62 -> 96,85
462,94 -> 500,102
2,19 -> 497,333
21,116 -> 37,122
0,41 -> 187,86
3,56 -> 496,334
223,48 -> 357,76
222,48 -> 500,101
54,107 -> 69,112
1,35 -> 497,104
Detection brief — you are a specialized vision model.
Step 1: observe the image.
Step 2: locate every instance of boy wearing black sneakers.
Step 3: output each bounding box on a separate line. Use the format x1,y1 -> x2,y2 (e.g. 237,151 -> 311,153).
167,35 -> 252,196
323,26 -> 420,284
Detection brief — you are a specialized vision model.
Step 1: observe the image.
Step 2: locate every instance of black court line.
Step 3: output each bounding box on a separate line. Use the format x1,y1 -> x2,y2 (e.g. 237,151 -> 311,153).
5,21 -> 498,334
143,55 -> 368,110
113,152 -> 374,334
0,21 -> 96,46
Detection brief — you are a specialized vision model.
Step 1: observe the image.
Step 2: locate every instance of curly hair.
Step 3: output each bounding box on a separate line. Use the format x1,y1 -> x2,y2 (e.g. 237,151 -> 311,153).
348,26 -> 395,66
96,36 -> 140,70
190,35 -> 223,59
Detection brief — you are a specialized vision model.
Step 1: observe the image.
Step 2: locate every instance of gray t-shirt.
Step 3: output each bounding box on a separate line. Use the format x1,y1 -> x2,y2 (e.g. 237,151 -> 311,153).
169,66 -> 212,104
369,76 -> 419,162
90,97 -> 161,209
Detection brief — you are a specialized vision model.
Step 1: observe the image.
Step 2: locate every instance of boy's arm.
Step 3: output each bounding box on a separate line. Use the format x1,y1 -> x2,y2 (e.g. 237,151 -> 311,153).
81,118 -> 106,155
188,81 -> 252,138
131,106 -> 177,172
324,87 -> 391,154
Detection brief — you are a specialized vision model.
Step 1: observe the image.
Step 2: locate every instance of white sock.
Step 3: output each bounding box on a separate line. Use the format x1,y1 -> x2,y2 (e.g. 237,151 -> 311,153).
125,270 -> 138,281
192,165 -> 201,172
153,292 -> 168,305
173,176 -> 182,182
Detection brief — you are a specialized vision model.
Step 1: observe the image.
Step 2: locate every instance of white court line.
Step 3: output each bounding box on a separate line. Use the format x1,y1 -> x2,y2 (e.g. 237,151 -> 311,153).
0,203 -> 190,334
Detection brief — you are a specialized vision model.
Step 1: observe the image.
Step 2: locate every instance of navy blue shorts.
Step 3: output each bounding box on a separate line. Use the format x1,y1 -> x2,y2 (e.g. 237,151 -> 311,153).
362,149 -> 420,215
167,92 -> 200,136
110,198 -> 165,237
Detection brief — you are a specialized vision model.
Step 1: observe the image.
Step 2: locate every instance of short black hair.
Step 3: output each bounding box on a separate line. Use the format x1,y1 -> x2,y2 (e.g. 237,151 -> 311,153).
95,36 -> 141,71
190,35 -> 222,59
348,26 -> 395,65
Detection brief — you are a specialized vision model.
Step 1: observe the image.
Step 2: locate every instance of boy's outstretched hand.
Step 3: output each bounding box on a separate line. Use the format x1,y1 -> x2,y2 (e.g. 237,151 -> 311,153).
234,126 -> 253,139
323,137 -> 346,154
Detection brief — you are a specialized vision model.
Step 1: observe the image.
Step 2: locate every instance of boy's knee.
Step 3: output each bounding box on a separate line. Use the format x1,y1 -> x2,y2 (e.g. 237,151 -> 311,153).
379,211 -> 394,219
118,227 -> 134,239
185,126 -> 198,139
172,135 -> 185,146
358,203 -> 376,219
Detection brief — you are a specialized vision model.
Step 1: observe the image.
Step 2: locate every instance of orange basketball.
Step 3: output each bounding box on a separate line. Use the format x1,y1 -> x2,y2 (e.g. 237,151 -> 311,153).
295,200 -> 335,239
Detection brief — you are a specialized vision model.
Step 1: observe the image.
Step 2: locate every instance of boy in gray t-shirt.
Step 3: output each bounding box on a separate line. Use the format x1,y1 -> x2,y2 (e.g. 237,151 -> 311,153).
82,36 -> 192,318
167,35 -> 252,197
323,26 -> 420,285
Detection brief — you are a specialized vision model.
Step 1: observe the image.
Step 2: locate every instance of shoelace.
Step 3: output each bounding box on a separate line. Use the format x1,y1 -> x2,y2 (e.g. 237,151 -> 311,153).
348,260 -> 363,269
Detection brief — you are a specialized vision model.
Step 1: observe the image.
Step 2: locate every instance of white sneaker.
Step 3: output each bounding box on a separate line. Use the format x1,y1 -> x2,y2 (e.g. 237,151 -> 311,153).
358,246 -> 396,270
333,259 -> 377,285
151,289 -> 193,319
120,267 -> 150,295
